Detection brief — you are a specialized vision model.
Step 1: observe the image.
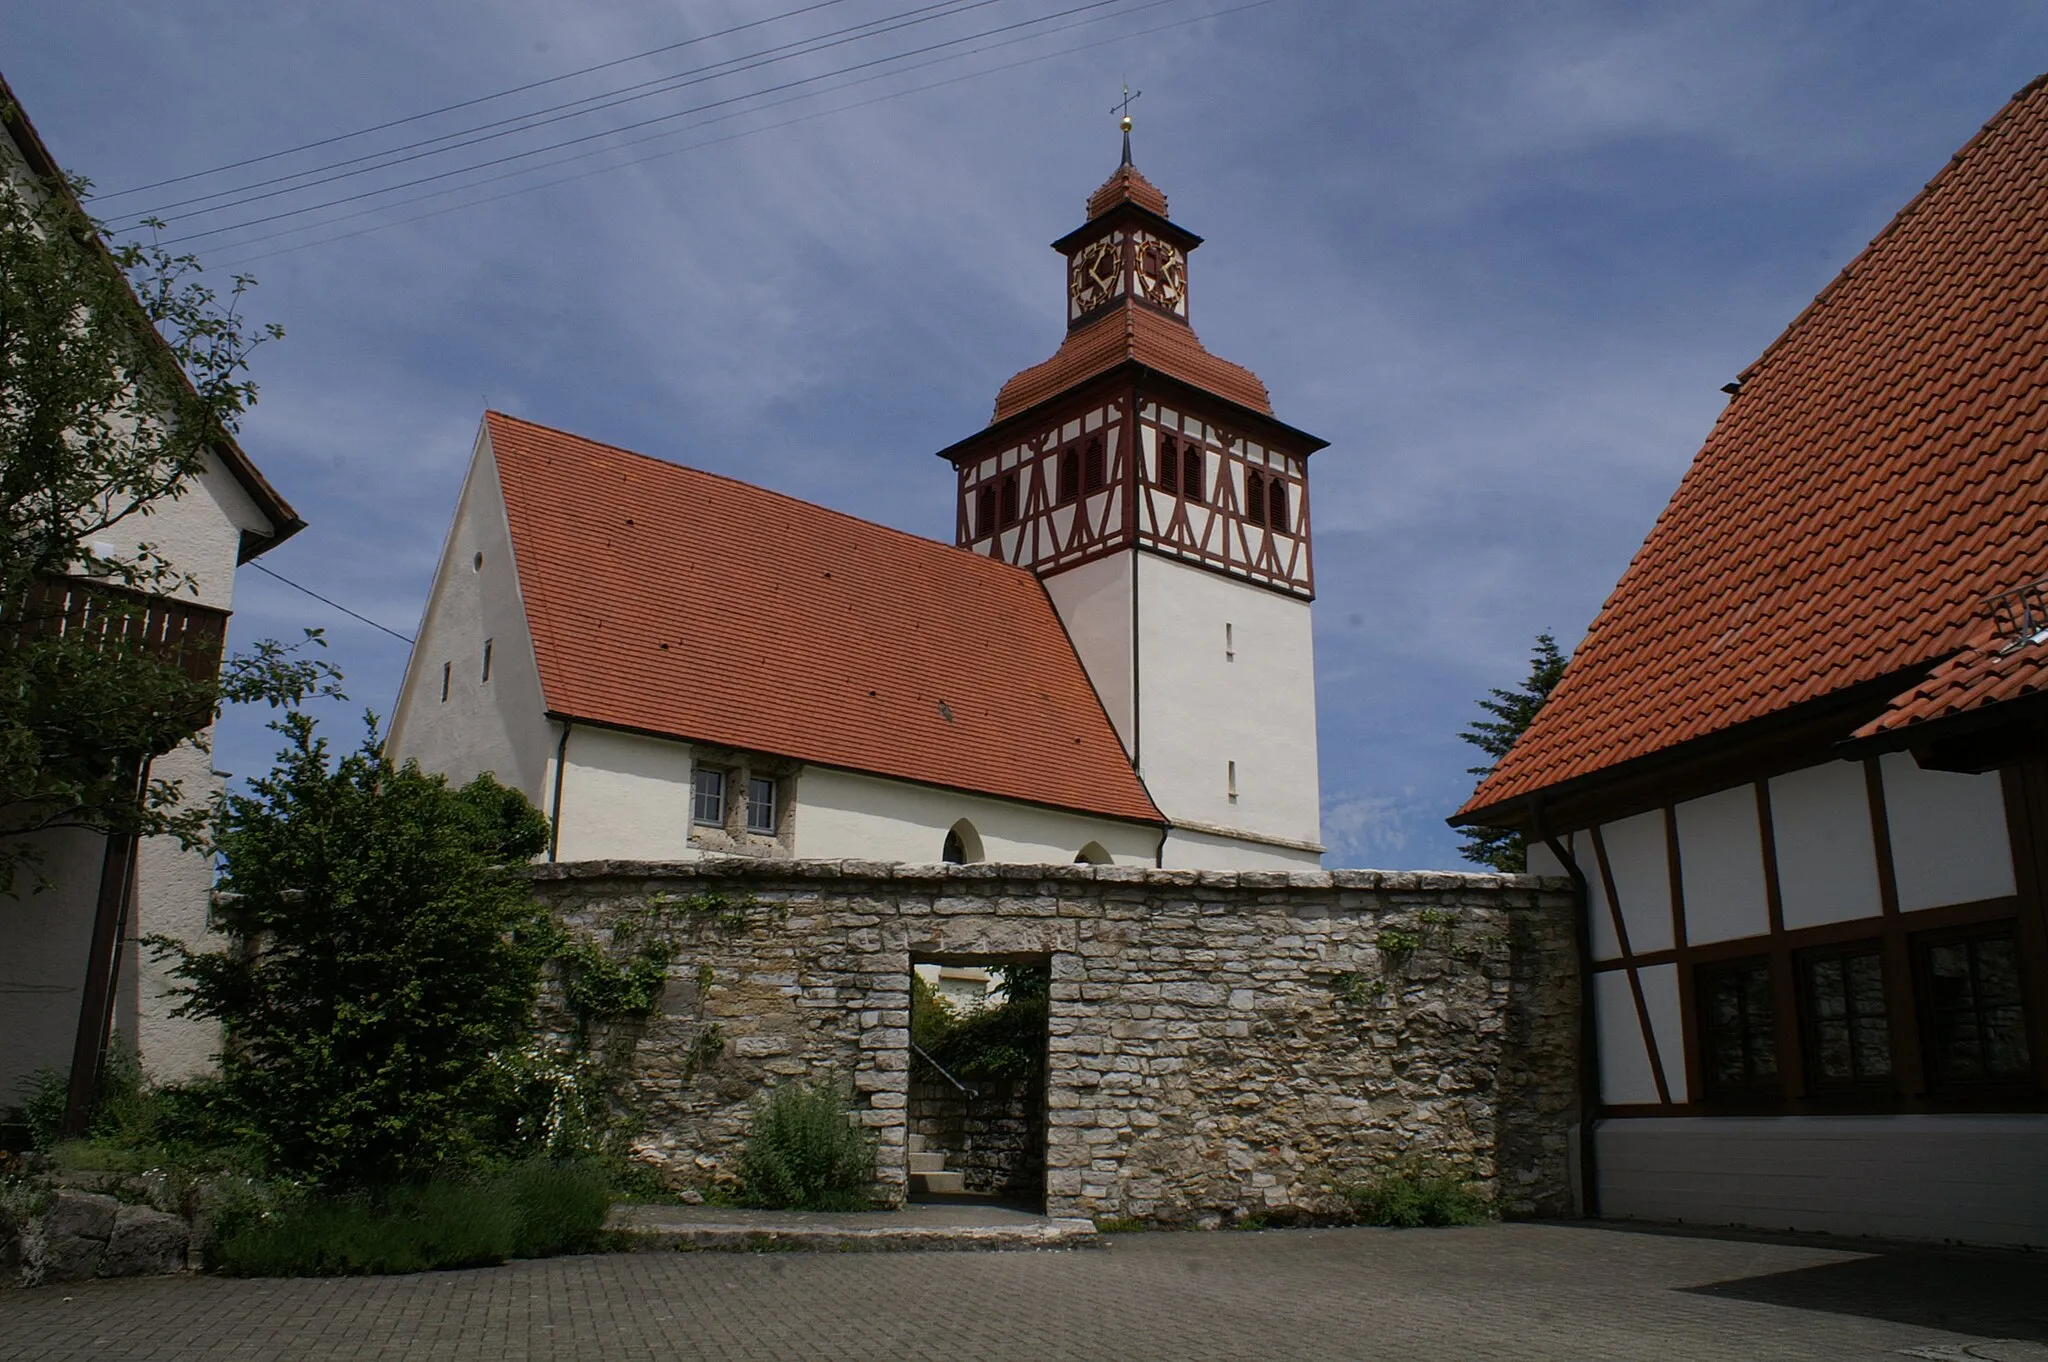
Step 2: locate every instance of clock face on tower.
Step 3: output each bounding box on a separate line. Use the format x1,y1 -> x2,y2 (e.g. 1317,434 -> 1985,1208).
1133,234 -> 1187,315
1069,237 -> 1122,318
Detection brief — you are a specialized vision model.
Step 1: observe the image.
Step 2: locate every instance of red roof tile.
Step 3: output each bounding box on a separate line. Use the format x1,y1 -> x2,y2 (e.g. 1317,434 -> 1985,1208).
1087,162 -> 1169,219
1853,623 -> 2048,741
1461,75 -> 2048,818
486,412 -> 1162,825
993,302 -> 1273,422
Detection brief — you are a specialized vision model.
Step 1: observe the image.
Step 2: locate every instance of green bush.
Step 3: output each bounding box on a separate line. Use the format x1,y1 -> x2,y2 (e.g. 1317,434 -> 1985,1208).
735,1080 -> 875,1212
1336,1160 -> 1492,1228
153,714 -> 556,1188
216,1160 -> 611,1276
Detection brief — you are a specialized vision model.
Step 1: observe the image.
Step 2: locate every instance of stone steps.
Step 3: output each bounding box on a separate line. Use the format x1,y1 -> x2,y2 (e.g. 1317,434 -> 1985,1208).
907,1131 -> 968,1196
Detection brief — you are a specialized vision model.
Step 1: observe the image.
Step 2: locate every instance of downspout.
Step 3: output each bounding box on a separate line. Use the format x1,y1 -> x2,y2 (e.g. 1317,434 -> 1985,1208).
1530,793 -> 1600,1220
547,719 -> 572,862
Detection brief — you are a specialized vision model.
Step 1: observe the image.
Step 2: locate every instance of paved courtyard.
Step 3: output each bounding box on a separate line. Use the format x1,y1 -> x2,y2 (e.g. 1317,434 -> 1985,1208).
3,1221 -> 2045,1362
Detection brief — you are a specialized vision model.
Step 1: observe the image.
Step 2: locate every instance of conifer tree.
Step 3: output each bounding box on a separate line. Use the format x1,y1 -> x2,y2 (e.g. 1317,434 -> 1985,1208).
1458,633 -> 1569,872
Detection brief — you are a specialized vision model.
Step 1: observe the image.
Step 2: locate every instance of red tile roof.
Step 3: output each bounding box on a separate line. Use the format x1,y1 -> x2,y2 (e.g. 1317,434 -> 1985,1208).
485,412 -> 1162,825
1087,162 -> 1169,219
1853,623 -> 2048,742
993,303 -> 1273,422
1461,74 -> 2048,819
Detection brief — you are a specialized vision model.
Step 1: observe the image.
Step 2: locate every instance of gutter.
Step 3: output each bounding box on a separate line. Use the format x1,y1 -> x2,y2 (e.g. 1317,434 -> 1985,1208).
547,719 -> 572,862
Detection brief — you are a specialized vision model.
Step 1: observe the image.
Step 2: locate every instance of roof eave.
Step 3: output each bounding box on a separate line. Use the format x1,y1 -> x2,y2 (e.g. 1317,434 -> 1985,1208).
1050,201 -> 1202,255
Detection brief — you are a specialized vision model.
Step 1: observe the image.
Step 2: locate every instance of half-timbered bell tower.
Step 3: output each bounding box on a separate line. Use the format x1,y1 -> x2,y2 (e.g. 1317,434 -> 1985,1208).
934,132 -> 1330,869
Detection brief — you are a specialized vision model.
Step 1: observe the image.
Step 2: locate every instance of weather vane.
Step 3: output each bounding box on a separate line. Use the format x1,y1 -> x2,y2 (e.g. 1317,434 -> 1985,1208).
1113,82 -> 1142,164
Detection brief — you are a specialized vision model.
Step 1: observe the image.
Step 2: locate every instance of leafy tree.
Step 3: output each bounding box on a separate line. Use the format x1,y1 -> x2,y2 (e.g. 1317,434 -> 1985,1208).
1457,633 -> 1570,872
0,156 -> 331,891
152,713 -> 555,1187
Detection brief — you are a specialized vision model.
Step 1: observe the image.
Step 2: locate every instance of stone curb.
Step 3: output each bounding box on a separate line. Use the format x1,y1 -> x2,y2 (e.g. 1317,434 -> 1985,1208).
605,1209 -> 1100,1254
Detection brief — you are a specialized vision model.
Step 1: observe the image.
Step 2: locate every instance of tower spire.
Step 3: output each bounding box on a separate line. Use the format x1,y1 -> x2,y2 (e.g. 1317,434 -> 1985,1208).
1113,83 -> 1141,166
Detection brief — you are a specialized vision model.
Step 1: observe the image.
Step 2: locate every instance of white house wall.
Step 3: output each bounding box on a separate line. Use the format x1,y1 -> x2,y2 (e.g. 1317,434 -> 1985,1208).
1673,786 -> 1770,945
793,765 -> 1157,865
386,427 -> 557,804
1769,761 -> 1883,930
1039,553 -> 1135,757
1879,752 -> 2015,911
1564,751 -> 2035,1246
1159,824 -> 1322,872
1133,552 -> 1320,865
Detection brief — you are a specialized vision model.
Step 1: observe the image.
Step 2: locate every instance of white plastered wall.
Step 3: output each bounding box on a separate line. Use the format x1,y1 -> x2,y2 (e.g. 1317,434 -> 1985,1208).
790,764 -> 1158,865
1132,552 -> 1321,867
1879,753 -> 2015,910
1674,784 -> 1770,945
1039,553 -> 1134,756
1597,809 -> 1672,954
1769,761 -> 1882,929
385,425 -> 558,805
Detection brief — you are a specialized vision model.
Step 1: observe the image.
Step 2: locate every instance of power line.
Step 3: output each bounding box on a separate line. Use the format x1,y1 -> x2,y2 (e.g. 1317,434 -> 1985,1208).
205,0 -> 1191,260
89,0 -> 864,203
249,562 -> 415,644
150,0 -> 1144,248
218,0 -> 1283,268
118,0 -> 1002,225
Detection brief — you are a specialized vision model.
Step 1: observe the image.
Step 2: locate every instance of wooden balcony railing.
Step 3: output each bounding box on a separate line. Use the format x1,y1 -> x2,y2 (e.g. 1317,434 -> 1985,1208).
6,576 -> 230,724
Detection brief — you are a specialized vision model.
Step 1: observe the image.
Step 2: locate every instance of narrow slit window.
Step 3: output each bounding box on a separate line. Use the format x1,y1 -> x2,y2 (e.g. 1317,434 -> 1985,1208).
999,472 -> 1020,528
1225,622 -> 1234,660
1083,437 -> 1106,492
1058,448 -> 1079,504
691,768 -> 727,827
1268,478 -> 1288,530
1182,446 -> 1204,502
481,639 -> 493,683
745,777 -> 779,834
974,485 -> 997,539
440,661 -> 451,702
1227,759 -> 1238,804
1157,437 -> 1179,491
1244,469 -> 1267,525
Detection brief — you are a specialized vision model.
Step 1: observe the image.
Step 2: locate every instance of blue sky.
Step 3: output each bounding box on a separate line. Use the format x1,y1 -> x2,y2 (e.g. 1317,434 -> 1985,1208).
12,2 -> 2048,867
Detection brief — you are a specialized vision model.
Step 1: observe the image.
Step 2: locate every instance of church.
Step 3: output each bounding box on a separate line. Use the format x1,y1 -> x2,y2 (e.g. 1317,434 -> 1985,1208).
387,133 -> 1330,871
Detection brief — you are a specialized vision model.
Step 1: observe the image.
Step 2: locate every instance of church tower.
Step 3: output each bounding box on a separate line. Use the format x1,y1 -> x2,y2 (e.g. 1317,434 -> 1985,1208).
935,127 -> 1329,869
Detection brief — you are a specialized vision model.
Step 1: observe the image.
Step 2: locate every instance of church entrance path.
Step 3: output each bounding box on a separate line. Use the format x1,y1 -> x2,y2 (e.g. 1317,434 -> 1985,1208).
7,1223 -> 2044,1361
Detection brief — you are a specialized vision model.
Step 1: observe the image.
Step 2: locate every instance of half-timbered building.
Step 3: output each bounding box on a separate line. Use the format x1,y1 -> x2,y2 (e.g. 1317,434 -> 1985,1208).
1452,77 -> 2048,1247
390,142 -> 1330,871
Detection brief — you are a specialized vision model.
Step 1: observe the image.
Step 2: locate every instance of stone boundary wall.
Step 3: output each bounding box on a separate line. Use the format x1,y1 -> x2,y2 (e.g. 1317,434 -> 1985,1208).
529,859 -> 1580,1224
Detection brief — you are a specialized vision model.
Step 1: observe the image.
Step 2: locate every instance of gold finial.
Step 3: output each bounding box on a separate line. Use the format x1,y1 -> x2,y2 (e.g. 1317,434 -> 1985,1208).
1112,83 -> 1141,166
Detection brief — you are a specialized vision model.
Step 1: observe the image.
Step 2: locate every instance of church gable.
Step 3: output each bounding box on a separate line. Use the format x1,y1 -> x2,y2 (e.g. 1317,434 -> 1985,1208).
483,412 -> 1161,827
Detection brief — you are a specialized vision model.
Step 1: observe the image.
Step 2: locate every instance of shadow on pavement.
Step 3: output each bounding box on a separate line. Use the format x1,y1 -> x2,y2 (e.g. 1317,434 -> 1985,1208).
1619,1224 -> 2048,1343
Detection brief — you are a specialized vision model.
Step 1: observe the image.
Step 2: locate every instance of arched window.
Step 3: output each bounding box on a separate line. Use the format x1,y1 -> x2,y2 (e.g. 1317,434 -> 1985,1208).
1083,437 -> 1106,492
998,472 -> 1020,528
1058,448 -> 1079,504
1244,468 -> 1266,525
974,485 -> 996,539
1157,436 -> 1179,491
942,819 -> 983,864
1182,445 -> 1204,502
1074,841 -> 1111,865
1269,477 -> 1289,531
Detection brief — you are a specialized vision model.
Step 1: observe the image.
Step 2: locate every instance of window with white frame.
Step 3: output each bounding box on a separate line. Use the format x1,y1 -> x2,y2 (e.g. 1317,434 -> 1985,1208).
745,776 -> 778,834
692,768 -> 727,826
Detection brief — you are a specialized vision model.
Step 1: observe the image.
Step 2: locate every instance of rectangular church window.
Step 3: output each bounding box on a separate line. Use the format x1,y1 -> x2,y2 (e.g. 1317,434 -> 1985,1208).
1084,438 -> 1106,492
1699,957 -> 1778,1096
1799,946 -> 1892,1088
692,768 -> 727,826
999,472 -> 1020,528
974,485 -> 997,539
1269,477 -> 1289,531
1918,926 -> 2033,1086
1058,448 -> 1079,503
1182,445 -> 1204,502
1245,469 -> 1267,524
1157,437 -> 1178,491
745,777 -> 779,834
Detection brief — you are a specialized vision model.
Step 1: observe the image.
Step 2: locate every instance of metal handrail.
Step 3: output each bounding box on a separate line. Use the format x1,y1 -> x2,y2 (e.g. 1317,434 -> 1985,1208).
910,1041 -> 978,1100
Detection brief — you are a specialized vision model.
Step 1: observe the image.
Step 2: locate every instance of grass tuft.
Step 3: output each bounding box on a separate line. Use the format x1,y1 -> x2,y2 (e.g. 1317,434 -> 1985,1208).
1335,1160 -> 1492,1228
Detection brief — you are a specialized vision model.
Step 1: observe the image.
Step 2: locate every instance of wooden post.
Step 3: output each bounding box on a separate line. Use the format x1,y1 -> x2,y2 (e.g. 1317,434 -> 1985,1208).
61,761 -> 146,1139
